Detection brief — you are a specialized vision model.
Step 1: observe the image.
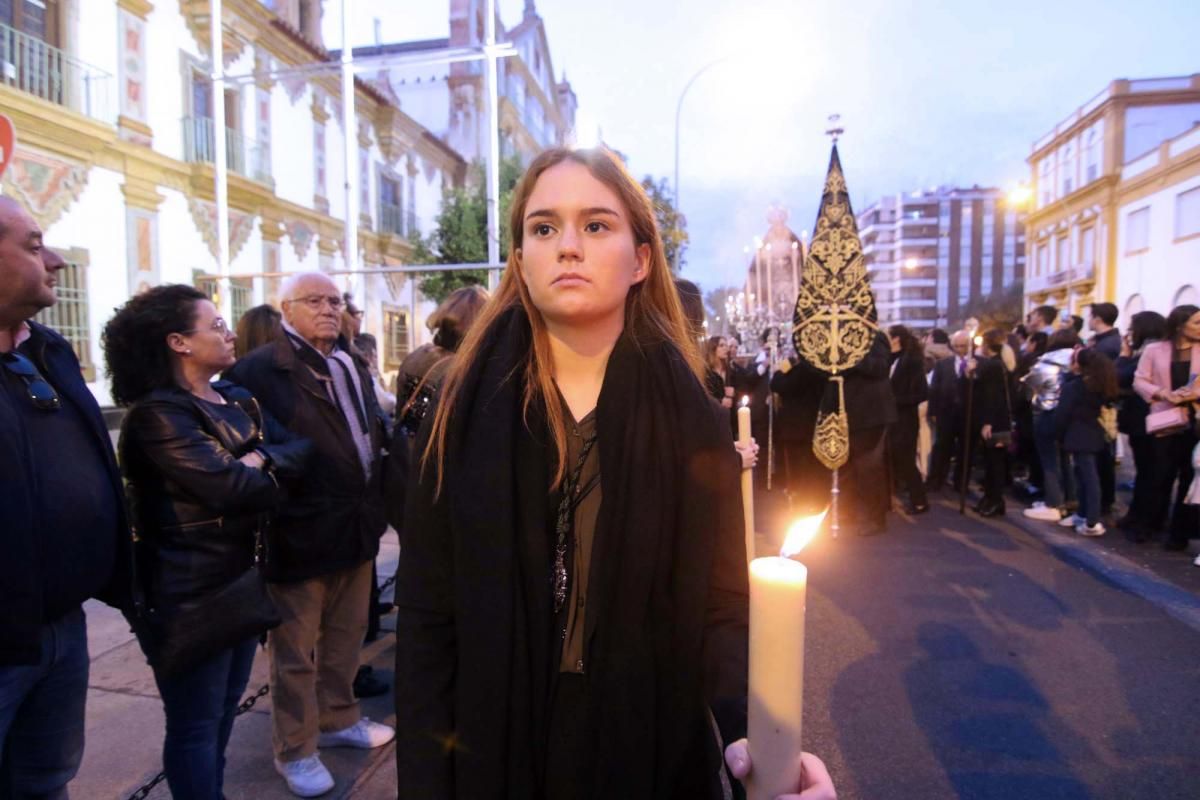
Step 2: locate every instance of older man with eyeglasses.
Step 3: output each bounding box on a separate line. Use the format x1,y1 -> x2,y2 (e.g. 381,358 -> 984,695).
0,196 -> 130,798
225,271 -> 392,796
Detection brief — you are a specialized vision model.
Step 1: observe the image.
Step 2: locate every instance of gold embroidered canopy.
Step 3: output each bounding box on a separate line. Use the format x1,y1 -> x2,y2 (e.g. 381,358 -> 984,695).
792,145 -> 878,469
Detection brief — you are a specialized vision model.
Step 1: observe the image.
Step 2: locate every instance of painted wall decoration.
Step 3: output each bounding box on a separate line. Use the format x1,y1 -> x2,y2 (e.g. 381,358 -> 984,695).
186,197 -> 257,262
125,208 -> 159,294
263,240 -> 282,306
118,11 -> 149,127
286,220 -> 315,261
0,148 -> 89,230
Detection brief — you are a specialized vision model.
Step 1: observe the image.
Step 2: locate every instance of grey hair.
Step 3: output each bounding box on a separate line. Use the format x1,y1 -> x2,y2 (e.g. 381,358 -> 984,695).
278,271 -> 335,302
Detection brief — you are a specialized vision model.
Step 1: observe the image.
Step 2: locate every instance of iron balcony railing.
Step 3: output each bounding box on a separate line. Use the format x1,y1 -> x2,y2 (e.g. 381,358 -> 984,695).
181,116 -> 273,185
378,202 -> 418,237
0,21 -> 113,122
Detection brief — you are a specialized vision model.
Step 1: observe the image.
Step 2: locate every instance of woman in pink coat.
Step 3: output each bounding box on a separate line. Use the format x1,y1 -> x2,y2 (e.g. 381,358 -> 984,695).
1134,304 -> 1200,550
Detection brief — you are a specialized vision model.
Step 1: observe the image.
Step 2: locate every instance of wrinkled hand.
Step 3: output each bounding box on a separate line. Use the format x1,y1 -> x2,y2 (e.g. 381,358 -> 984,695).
735,439 -> 760,470
238,451 -> 266,470
724,740 -> 836,800
721,397 -> 734,409
981,424 -> 993,441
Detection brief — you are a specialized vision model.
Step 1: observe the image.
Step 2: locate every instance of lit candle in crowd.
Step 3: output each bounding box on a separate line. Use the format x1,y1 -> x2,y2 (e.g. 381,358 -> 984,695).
738,396 -> 754,562
745,510 -> 825,800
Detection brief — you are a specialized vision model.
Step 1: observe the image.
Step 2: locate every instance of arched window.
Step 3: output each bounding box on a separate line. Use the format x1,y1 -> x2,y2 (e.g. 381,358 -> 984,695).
1174,284 -> 1199,307
1124,294 -> 1144,318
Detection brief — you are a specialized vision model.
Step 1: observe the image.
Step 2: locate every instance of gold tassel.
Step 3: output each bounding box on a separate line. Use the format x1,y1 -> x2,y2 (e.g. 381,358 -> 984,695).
813,376 -> 850,470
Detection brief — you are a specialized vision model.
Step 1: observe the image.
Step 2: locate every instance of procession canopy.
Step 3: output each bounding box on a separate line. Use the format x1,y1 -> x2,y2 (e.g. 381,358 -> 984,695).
792,144 -> 879,469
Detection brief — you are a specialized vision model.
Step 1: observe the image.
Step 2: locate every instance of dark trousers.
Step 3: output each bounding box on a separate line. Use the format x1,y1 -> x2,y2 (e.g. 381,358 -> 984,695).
1033,411 -> 1075,508
152,637 -> 257,800
890,405 -> 927,508
979,441 -> 1008,507
0,607 -> 88,800
1097,442 -> 1115,514
1127,434 -> 1155,522
544,673 -> 586,800
1072,450 -> 1102,527
1146,430 -> 1200,543
927,413 -> 963,490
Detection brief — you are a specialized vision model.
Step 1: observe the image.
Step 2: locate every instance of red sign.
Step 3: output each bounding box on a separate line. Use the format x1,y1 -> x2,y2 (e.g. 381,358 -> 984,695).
0,113 -> 14,182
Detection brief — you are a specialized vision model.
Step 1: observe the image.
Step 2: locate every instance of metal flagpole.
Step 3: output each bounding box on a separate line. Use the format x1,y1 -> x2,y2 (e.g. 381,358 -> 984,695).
484,0 -> 501,287
210,0 -> 231,320
340,0 -> 358,283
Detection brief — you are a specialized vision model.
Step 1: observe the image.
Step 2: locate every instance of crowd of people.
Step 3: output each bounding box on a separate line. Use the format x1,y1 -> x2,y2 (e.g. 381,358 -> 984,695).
701,300 -> 1200,559
1,149 -> 839,800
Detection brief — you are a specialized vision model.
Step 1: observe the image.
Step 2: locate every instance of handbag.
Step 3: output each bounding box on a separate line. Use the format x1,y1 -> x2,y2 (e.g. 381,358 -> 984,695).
1098,404 -> 1118,442
125,396 -> 282,678
1145,406 -> 1189,436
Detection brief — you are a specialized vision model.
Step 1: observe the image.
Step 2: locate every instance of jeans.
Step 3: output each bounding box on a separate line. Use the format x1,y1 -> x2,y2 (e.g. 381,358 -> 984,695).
152,637 -> 257,800
1072,451 -> 1102,527
1033,411 -> 1075,508
0,607 -> 89,800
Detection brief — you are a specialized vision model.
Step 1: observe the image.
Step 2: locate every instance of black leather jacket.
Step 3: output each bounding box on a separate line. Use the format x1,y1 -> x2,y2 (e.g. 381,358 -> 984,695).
119,382 -> 311,612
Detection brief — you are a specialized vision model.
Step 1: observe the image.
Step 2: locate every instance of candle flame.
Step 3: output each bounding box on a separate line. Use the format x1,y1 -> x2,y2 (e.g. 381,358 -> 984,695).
781,509 -> 827,558
973,335 -> 983,346
741,395 -> 750,408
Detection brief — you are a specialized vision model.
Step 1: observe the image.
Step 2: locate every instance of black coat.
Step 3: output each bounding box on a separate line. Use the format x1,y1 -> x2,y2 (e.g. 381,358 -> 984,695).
1,322 -> 130,665
841,332 -> 898,429
1090,328 -> 1122,362
889,349 -> 929,409
394,308 -> 747,800
119,383 -> 311,612
225,336 -> 387,582
927,356 -> 964,423
971,356 -> 1013,433
1055,375 -> 1108,453
771,359 -> 825,443
1116,353 -> 1149,436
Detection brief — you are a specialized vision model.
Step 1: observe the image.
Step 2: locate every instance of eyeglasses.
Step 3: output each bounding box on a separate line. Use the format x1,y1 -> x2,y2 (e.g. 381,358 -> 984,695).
1,351 -> 61,411
181,317 -> 231,336
288,295 -> 344,312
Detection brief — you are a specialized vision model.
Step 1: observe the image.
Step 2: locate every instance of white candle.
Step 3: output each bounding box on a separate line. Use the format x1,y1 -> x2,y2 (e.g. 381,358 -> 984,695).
745,511 -> 824,800
738,396 -> 754,562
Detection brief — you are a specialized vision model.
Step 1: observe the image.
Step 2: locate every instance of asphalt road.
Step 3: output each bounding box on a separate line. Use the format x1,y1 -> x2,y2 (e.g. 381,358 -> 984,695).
787,496 -> 1200,800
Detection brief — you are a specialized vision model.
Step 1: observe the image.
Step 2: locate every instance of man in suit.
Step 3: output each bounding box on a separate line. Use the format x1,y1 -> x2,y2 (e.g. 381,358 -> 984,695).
225,272 -> 392,797
926,329 -> 971,493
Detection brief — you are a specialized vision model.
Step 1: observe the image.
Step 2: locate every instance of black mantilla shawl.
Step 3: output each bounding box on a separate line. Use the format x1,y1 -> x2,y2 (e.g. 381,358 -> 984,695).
395,305 -> 749,799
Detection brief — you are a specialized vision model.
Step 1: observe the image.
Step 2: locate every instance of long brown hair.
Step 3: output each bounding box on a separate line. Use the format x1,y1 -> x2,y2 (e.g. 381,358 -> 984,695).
422,146 -> 704,491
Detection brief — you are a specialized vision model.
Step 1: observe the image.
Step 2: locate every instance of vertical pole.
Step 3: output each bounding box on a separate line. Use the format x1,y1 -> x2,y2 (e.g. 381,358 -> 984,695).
484,0 -> 501,284
210,0 -> 231,319
831,468 -> 840,538
341,0 -> 358,281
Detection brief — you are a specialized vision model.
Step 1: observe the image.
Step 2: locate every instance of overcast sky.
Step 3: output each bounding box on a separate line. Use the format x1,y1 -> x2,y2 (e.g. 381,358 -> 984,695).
332,0 -> 1200,297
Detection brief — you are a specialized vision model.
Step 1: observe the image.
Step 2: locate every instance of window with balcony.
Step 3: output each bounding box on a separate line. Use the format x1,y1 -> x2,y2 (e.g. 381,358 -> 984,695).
1,0 -> 59,46
383,307 -> 410,368
1079,226 -> 1095,266
1176,186 -> 1200,240
1126,207 -> 1150,253
378,173 -> 404,236
1056,235 -> 1069,273
34,247 -> 92,380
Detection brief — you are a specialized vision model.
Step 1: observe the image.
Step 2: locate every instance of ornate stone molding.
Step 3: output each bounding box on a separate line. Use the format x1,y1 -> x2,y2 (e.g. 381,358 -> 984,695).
1,148 -> 90,231
186,196 -> 257,261
118,0 -> 155,18
285,220 -> 315,261
121,176 -> 166,211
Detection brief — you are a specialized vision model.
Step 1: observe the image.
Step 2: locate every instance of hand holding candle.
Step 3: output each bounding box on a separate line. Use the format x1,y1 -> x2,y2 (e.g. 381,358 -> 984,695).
744,510 -> 826,800
738,396 -> 755,562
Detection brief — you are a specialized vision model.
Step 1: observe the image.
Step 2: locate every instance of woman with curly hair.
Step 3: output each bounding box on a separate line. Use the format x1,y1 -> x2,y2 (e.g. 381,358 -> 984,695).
1058,347 -> 1119,536
103,285 -> 310,800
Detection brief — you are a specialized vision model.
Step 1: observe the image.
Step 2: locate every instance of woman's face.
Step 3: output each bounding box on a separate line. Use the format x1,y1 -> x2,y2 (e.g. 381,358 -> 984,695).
516,161 -> 649,333
1183,311 -> 1200,342
716,339 -> 730,360
176,299 -> 236,374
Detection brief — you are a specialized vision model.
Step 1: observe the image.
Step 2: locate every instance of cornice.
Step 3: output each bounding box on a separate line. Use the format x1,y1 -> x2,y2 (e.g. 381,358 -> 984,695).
118,0 -> 155,19
0,86 -> 117,166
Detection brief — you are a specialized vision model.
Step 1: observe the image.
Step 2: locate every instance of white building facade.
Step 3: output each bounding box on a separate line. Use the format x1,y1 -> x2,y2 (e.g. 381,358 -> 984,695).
859,187 -> 1026,331
1,0 -> 465,406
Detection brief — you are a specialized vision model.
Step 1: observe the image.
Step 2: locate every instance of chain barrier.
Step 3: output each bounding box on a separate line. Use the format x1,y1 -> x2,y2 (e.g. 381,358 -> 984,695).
125,683 -> 270,800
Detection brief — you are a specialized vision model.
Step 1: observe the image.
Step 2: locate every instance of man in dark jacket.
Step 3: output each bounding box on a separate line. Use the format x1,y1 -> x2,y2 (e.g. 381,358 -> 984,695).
1086,302 -> 1120,516
0,197 -> 129,797
225,272 -> 392,796
926,330 -> 970,492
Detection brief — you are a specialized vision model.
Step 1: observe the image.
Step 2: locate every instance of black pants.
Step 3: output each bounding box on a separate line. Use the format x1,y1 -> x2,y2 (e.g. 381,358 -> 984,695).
979,441 -> 1008,507
927,413 -> 963,490
1146,430 -> 1199,543
1097,442 -> 1115,514
544,673 -> 586,800
890,405 -> 927,508
1127,433 -> 1155,522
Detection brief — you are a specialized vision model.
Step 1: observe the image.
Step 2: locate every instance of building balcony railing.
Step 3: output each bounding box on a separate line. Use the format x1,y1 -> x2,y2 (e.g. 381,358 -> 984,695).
0,21 -> 113,122
1025,261 -> 1095,293
181,116 -> 272,185
378,202 -> 418,238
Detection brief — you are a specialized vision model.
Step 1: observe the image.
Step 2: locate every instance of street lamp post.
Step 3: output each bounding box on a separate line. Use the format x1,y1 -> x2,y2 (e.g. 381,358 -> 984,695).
673,57 -> 729,271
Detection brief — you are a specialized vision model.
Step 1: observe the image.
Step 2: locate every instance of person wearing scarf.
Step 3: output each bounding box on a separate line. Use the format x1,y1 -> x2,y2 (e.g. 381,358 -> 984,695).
393,147 -> 835,800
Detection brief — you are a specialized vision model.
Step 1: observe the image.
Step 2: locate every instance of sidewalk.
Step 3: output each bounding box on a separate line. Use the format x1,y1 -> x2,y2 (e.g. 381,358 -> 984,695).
74,531 -> 402,800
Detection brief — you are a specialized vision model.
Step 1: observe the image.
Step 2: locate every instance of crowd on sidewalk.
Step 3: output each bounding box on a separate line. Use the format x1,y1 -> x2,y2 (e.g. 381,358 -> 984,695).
1,151 -> 837,800
703,302 -> 1200,558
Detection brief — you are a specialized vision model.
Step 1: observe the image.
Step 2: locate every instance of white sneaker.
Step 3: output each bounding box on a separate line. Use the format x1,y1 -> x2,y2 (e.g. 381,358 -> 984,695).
274,754 -> 334,798
1023,502 -> 1063,522
1058,513 -> 1085,528
1076,522 -> 1106,537
1192,554 -> 1200,567
317,717 -> 395,750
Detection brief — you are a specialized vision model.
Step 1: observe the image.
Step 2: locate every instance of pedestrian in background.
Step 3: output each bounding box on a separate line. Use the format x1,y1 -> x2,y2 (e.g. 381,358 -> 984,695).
234,303 -> 283,359
1134,304 -> 1200,552
1022,328 -> 1080,523
971,329 -> 1014,518
1115,310 -> 1166,541
1,197 -> 130,799
226,272 -> 393,797
105,285 -> 311,800
1057,348 -> 1119,536
888,324 -> 929,514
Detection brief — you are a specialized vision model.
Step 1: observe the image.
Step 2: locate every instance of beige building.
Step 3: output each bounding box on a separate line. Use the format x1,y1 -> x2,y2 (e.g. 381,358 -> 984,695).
1024,74 -> 1200,318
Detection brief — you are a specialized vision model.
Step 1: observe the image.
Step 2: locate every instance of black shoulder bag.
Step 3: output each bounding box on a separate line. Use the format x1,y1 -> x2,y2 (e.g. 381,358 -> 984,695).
126,396 -> 282,679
